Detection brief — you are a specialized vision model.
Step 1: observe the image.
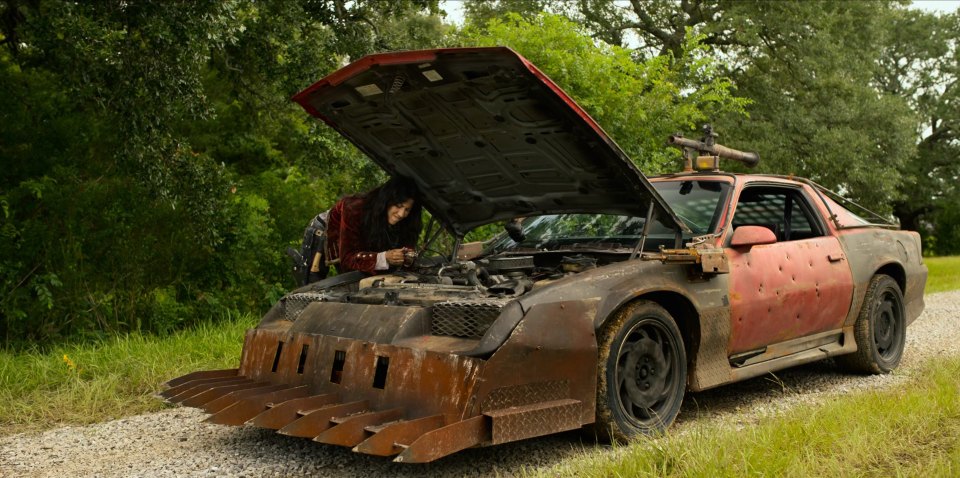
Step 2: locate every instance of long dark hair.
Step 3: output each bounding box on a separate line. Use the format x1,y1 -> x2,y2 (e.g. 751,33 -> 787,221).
361,176 -> 422,251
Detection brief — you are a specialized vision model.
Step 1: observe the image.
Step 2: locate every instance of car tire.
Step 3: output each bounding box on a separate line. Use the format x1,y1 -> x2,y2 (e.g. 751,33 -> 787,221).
594,300 -> 686,443
836,274 -> 906,374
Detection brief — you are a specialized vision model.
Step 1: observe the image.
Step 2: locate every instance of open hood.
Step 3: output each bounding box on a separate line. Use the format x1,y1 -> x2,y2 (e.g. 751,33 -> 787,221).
293,47 -> 687,236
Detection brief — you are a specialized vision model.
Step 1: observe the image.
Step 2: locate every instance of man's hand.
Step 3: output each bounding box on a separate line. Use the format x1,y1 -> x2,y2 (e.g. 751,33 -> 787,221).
385,248 -> 406,266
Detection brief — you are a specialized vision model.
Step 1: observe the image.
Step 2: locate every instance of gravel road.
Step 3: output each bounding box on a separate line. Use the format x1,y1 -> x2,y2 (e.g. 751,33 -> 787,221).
3,290 -> 958,478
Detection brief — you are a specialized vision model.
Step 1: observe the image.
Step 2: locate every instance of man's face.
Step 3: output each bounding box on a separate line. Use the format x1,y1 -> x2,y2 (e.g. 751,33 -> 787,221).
387,198 -> 415,225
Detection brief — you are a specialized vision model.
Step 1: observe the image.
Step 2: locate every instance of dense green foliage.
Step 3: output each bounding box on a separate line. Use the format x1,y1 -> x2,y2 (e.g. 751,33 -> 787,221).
0,1 -> 444,344
458,14 -> 747,173
878,9 -> 960,243
1,1 -> 958,345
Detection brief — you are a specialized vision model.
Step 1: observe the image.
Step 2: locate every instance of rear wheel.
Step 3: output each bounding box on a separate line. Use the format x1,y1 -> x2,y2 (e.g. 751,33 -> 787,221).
837,274 -> 906,374
594,301 -> 686,442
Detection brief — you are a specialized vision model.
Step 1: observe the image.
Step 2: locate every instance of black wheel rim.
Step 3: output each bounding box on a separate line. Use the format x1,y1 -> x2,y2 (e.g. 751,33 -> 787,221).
613,317 -> 681,427
874,287 -> 904,362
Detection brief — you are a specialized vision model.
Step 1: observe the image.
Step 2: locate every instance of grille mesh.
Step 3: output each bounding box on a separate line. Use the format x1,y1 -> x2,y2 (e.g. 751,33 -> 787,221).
431,299 -> 510,339
282,292 -> 327,321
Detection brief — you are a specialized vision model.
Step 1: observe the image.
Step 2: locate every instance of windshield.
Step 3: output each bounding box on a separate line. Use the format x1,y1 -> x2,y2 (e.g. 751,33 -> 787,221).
655,179 -> 730,233
485,180 -> 730,253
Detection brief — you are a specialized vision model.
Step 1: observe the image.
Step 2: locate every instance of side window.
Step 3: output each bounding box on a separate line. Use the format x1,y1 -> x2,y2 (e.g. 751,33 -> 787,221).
732,186 -> 823,242
787,198 -> 816,239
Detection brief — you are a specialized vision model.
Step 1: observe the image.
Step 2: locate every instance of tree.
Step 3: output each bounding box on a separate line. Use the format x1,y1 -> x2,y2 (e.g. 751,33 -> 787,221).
715,2 -> 916,213
465,0 -> 747,59
0,0 -> 444,344
457,13 -> 748,173
463,0 -> 552,25
466,1 -> 918,214
874,9 -> 960,243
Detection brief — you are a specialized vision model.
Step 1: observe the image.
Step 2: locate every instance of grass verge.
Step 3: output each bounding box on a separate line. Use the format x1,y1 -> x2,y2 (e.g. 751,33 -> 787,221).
925,256 -> 960,294
0,313 -> 255,436
545,358 -> 960,477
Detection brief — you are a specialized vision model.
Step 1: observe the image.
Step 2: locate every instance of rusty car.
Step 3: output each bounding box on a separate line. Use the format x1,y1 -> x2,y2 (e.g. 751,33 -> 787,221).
161,47 -> 927,463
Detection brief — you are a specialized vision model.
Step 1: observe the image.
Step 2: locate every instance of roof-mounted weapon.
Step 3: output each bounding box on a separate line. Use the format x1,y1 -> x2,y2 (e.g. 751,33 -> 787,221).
668,124 -> 760,172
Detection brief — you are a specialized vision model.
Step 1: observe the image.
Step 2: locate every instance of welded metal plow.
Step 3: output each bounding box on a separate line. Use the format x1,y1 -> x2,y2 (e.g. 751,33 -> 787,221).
161,316 -> 594,463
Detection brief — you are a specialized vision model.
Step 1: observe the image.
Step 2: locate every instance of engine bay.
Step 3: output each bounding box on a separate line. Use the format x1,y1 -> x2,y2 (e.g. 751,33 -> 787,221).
302,250 -> 631,308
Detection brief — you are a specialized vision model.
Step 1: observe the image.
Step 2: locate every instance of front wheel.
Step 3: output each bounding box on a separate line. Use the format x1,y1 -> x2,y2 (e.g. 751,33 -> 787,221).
594,301 -> 686,443
837,274 -> 906,374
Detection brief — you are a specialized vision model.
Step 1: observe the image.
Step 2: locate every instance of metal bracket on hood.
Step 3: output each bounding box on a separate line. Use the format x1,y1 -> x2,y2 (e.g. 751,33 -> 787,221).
629,202 -> 656,261
642,243 -> 729,275
631,202 -> 687,261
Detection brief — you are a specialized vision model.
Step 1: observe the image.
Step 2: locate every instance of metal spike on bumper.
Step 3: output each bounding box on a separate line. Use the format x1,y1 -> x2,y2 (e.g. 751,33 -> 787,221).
394,416 -> 490,463
205,385 -> 310,426
202,384 -> 288,413
277,401 -> 368,438
313,408 -> 403,447
177,380 -> 262,407
246,393 -> 340,430
353,415 -> 446,457
162,368 -> 239,390
159,324 -> 528,462
163,376 -> 248,402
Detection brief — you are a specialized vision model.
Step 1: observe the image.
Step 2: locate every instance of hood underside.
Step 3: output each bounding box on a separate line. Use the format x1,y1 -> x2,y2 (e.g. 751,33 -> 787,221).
293,47 -> 686,236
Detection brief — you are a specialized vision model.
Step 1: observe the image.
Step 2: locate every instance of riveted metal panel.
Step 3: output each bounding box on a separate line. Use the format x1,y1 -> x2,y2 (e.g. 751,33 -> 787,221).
689,307 -> 732,391
481,380 -> 569,411
485,399 -> 582,444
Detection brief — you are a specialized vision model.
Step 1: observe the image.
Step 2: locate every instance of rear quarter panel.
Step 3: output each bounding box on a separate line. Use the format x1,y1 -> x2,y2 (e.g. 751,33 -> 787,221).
803,183 -> 927,325
836,228 -> 927,326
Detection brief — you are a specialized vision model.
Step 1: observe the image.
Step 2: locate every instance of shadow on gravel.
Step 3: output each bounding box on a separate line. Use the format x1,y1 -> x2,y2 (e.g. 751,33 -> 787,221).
220,426 -> 590,477
679,359 -> 847,424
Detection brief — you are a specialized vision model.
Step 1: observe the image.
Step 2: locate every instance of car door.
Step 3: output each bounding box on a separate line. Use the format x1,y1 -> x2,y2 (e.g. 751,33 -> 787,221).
725,184 -> 854,355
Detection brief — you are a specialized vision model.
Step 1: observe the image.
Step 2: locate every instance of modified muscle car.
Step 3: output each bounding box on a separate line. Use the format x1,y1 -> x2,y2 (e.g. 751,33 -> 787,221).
161,47 -> 927,462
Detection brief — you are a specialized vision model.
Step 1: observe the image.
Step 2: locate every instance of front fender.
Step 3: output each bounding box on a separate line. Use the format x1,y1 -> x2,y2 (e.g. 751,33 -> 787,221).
517,259 -> 727,330
511,258 -> 733,391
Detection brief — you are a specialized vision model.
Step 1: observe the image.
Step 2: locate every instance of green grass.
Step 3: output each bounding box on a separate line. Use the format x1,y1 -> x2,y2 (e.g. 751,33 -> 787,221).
546,359 -> 960,478
0,313 -> 255,436
926,256 -> 960,294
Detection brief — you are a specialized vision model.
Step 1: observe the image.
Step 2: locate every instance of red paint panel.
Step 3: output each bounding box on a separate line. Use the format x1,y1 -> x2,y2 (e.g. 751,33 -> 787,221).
728,237 -> 853,354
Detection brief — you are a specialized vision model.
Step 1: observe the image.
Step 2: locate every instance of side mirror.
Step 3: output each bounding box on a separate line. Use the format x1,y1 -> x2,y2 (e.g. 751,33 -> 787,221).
730,225 -> 777,247
505,218 -> 525,242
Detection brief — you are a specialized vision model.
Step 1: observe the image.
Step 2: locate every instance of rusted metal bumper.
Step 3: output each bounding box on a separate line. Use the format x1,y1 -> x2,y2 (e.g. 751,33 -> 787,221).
161,300 -> 598,462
